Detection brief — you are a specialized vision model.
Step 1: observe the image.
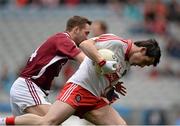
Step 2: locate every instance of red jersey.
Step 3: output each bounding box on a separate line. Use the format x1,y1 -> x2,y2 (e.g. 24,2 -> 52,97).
20,32 -> 81,90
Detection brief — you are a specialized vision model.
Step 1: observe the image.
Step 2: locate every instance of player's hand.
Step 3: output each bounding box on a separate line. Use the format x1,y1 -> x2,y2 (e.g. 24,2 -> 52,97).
115,82 -> 127,96
106,87 -> 119,103
98,60 -> 117,74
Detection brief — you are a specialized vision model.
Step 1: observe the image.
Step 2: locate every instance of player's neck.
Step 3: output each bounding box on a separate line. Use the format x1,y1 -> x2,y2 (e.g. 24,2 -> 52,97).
67,31 -> 77,42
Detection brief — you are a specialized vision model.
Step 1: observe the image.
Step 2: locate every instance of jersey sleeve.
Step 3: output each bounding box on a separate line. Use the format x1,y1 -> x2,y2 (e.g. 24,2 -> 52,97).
56,37 -> 81,59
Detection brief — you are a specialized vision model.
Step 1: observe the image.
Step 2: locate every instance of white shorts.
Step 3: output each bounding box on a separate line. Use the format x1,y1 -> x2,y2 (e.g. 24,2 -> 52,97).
10,77 -> 51,116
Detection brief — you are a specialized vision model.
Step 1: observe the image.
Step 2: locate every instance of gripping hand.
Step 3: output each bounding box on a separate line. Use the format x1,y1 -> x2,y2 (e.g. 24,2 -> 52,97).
106,87 -> 119,103
115,82 -> 127,96
98,60 -> 117,74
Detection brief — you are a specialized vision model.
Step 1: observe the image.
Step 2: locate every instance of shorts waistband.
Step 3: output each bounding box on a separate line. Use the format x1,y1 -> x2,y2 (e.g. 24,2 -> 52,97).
19,77 -> 50,96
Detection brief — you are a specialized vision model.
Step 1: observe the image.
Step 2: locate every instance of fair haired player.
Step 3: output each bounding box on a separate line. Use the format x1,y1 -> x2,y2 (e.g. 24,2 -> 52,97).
0,34 -> 161,125
91,20 -> 108,37
6,16 -> 117,118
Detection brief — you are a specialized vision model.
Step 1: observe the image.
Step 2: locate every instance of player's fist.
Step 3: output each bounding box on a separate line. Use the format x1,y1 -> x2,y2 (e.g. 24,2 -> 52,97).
98,60 -> 117,74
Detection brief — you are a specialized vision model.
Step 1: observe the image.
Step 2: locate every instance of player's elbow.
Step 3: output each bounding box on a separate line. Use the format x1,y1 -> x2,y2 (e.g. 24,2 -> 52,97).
79,39 -> 88,47
79,39 -> 95,49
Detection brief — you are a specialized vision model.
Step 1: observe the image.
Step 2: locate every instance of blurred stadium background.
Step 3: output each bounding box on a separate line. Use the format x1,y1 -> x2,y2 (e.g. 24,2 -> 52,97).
0,0 -> 180,125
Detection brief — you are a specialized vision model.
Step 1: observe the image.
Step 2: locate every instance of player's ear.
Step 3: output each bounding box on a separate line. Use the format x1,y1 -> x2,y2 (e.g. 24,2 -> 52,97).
140,47 -> 147,55
74,26 -> 80,33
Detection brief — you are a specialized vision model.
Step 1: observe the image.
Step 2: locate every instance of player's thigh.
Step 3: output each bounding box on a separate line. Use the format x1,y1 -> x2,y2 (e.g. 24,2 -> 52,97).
25,104 -> 51,116
84,105 -> 127,125
41,100 -> 76,125
10,77 -> 51,116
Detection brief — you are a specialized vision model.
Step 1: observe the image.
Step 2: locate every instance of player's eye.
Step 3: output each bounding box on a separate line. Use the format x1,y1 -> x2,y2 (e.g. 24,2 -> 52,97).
85,31 -> 89,35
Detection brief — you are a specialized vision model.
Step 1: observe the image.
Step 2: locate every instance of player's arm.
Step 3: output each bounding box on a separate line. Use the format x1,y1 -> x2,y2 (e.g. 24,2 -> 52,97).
79,39 -> 117,74
73,51 -> 86,63
56,38 -> 85,64
79,39 -> 104,63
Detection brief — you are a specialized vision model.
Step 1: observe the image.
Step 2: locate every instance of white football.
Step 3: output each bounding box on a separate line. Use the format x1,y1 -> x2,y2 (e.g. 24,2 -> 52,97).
95,49 -> 116,74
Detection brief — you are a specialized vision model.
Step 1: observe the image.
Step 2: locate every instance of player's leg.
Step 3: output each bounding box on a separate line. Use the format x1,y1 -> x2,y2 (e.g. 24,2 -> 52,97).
4,82 -> 78,125
0,100 -> 75,125
40,100 -> 76,125
84,104 -> 127,125
10,77 -> 51,116
24,104 -> 51,116
18,82 -> 78,125
15,100 -> 75,125
8,104 -> 51,124
40,83 -> 80,125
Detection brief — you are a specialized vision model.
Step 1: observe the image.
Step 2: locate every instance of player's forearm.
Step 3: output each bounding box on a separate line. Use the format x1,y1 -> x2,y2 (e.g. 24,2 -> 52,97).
79,39 -> 104,63
0,114 -> 43,125
15,114 -> 43,125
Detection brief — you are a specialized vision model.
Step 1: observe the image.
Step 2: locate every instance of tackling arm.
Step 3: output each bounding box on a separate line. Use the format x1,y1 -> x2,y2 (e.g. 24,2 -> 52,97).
73,52 -> 86,63
79,39 -> 117,74
79,39 -> 104,63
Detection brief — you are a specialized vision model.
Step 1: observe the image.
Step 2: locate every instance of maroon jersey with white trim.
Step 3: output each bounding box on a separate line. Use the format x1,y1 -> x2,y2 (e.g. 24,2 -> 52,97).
20,32 -> 81,90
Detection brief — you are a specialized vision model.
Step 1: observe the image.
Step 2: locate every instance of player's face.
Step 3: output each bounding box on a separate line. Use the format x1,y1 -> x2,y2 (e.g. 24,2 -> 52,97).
129,48 -> 155,67
91,22 -> 102,37
76,24 -> 90,45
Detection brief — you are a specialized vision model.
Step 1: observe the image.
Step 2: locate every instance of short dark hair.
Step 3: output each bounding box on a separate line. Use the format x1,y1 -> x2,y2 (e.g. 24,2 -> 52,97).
134,39 -> 161,66
66,16 -> 92,31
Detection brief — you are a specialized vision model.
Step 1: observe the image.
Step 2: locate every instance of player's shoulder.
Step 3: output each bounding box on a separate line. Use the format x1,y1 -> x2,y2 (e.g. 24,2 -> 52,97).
51,32 -> 74,44
53,32 -> 70,39
95,33 -> 125,42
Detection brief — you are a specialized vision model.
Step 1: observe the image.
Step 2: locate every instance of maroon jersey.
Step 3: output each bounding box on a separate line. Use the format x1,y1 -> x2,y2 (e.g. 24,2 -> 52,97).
20,32 -> 81,90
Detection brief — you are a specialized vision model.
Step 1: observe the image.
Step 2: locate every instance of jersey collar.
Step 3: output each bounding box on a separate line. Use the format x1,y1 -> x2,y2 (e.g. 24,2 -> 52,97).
125,40 -> 133,61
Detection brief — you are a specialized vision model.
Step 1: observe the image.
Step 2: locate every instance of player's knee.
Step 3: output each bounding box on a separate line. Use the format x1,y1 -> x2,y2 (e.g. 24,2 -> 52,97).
109,117 -> 127,125
88,110 -> 103,121
119,119 -> 127,126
